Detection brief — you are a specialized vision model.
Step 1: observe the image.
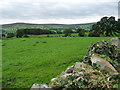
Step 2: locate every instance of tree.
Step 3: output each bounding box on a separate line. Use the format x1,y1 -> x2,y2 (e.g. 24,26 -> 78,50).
77,28 -> 85,37
7,33 -> 15,38
56,31 -> 62,34
91,16 -> 119,37
18,28 -> 55,35
63,28 -> 73,37
89,23 -> 100,37
77,28 -> 83,33
88,31 -> 100,37
16,29 -> 24,38
2,34 -> 6,37
101,16 -> 117,36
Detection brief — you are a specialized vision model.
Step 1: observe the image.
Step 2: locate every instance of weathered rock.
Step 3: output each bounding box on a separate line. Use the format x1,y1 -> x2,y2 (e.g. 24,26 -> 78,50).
49,62 -> 113,89
60,73 -> 72,79
51,78 -> 57,82
30,84 -> 41,90
83,39 -> 119,70
39,84 -> 49,88
65,65 -> 74,73
91,54 -> 117,73
74,62 -> 84,69
30,83 -> 50,90
110,37 -> 120,48
31,83 -> 40,88
72,72 -> 84,77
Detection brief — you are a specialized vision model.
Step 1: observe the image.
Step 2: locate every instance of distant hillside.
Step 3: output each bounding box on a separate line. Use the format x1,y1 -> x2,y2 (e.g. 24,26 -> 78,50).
1,22 -> 95,33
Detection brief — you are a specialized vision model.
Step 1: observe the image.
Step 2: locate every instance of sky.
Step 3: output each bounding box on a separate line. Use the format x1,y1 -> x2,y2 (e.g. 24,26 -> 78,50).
0,0 -> 119,24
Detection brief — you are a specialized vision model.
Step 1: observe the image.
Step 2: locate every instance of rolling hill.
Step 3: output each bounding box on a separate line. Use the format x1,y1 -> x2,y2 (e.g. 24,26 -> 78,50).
1,22 -> 95,34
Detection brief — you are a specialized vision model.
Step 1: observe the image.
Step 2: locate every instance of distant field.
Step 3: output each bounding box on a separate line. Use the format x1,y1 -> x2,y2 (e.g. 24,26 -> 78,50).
1,23 -> 93,34
2,37 -> 112,88
30,33 -> 89,37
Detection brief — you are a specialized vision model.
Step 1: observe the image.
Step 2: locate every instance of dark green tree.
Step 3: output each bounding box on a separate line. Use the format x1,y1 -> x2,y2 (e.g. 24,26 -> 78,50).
2,34 -> 6,37
101,16 -> 117,36
76,28 -> 83,33
7,33 -> 15,38
56,31 -> 62,34
91,16 -> 119,37
89,23 -> 100,37
16,29 -> 24,38
88,30 -> 100,37
63,28 -> 73,37
77,28 -> 85,37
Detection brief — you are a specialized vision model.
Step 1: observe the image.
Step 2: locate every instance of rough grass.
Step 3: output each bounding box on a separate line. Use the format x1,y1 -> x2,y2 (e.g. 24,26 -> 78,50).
2,37 -> 112,88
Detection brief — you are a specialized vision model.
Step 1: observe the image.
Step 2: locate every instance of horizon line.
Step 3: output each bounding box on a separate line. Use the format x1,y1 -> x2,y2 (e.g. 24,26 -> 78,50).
1,22 -> 96,25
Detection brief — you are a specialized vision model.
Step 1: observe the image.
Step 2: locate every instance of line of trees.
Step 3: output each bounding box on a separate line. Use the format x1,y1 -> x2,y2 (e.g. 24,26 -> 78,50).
16,28 -> 56,38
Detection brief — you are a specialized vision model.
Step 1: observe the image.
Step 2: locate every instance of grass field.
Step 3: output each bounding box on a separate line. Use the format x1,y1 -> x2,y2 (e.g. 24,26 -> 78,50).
2,37 -> 112,88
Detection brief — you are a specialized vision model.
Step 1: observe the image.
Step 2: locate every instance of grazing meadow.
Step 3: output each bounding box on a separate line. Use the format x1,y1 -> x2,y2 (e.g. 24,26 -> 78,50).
2,36 -> 112,88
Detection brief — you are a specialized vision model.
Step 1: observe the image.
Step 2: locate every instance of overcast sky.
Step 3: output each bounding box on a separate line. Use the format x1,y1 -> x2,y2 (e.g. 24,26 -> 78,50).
0,0 -> 119,24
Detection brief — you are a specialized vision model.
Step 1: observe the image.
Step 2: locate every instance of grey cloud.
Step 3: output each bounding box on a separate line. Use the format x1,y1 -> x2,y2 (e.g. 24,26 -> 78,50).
1,1 -> 118,20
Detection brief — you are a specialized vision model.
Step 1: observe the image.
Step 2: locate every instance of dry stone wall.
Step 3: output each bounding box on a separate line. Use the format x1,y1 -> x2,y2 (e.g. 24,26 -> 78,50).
30,37 -> 120,89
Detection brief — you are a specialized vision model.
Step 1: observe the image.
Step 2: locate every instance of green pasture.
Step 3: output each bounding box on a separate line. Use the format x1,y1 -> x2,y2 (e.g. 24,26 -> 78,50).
30,33 -> 89,38
2,37 -> 112,88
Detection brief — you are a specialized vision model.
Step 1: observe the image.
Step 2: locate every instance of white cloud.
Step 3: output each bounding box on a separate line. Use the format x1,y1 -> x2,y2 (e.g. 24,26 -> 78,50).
0,0 -> 119,24
0,17 -> 101,24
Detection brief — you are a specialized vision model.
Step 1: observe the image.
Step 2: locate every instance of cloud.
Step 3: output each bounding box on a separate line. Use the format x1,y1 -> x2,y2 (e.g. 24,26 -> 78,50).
0,0 -> 119,24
